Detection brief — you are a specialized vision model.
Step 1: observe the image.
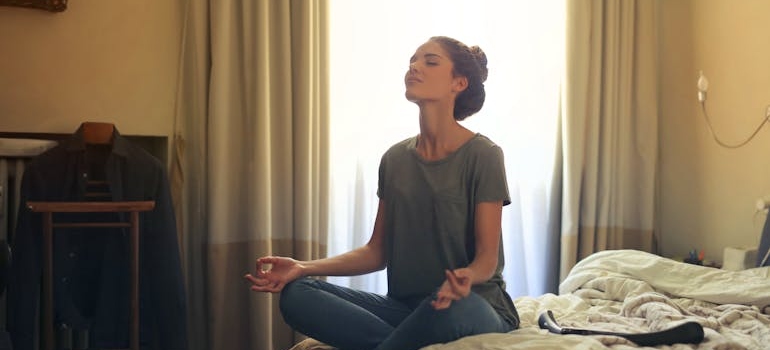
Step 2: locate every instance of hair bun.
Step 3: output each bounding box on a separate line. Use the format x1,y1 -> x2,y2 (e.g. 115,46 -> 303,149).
469,45 -> 488,82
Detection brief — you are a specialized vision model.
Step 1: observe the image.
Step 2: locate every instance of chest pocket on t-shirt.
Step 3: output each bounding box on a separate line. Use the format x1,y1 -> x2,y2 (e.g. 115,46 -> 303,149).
432,192 -> 470,241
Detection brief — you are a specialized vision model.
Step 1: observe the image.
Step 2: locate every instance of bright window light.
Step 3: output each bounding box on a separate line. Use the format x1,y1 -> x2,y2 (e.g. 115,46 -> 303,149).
328,0 -> 565,297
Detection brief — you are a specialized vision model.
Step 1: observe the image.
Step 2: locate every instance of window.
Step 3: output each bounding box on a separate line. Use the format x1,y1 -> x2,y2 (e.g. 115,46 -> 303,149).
328,0 -> 565,297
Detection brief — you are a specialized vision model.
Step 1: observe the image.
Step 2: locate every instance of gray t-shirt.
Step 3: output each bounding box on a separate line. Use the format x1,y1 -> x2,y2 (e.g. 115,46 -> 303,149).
377,133 -> 519,327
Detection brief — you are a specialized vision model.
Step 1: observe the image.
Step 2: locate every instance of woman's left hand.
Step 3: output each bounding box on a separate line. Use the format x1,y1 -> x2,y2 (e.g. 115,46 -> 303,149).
431,268 -> 472,310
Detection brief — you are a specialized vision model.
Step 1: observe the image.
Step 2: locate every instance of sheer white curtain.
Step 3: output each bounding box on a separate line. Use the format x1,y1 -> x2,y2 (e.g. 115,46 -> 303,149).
328,0 -> 565,297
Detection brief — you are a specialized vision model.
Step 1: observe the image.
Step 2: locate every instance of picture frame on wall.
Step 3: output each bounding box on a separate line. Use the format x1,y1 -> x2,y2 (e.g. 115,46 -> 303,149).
0,0 -> 66,12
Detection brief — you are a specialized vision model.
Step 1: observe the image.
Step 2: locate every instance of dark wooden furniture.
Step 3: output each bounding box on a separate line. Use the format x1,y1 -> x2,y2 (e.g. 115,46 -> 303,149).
27,200 -> 155,350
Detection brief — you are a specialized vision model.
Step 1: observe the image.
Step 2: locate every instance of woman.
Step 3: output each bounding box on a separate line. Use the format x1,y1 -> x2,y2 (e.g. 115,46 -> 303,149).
245,36 -> 519,350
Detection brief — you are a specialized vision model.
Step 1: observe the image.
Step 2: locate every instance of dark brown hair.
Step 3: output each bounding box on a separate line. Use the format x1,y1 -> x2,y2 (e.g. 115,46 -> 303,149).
430,36 -> 488,120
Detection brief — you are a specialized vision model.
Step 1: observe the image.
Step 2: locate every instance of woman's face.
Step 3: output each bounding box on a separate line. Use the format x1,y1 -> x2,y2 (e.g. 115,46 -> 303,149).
404,40 -> 467,104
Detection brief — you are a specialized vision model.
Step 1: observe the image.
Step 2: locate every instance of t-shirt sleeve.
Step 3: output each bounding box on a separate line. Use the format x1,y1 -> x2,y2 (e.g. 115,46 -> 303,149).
377,153 -> 386,199
475,144 -> 511,206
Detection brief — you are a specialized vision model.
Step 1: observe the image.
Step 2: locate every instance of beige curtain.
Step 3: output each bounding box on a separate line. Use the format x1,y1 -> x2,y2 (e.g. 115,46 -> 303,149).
171,1 -> 329,349
560,0 -> 659,279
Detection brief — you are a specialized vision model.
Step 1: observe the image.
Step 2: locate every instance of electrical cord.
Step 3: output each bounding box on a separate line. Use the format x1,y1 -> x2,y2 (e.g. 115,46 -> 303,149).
699,100 -> 770,149
698,72 -> 770,266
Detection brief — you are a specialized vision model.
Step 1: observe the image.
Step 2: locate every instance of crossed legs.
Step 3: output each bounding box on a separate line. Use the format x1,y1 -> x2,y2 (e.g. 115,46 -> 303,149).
279,278 -> 513,350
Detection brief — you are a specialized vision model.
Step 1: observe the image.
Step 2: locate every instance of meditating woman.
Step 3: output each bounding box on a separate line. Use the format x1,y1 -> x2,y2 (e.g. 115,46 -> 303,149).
246,35 -> 519,350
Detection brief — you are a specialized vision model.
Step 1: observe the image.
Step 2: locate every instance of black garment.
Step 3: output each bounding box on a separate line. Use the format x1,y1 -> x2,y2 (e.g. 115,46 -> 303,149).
758,212 -> 770,267
7,126 -> 188,350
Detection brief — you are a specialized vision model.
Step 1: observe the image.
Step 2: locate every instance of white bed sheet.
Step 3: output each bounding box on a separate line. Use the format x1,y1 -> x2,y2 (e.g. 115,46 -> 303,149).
291,250 -> 770,350
424,249 -> 770,350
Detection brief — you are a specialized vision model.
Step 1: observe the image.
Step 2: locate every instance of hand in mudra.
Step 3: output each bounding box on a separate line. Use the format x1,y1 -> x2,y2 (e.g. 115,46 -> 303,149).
430,268 -> 472,310
244,256 -> 304,293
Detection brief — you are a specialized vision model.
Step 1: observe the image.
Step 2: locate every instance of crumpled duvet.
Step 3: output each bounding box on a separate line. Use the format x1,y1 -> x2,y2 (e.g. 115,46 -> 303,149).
424,249 -> 770,350
292,250 -> 770,350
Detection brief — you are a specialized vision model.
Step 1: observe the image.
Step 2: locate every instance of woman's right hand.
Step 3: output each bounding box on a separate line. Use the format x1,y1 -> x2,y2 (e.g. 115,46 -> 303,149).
244,256 -> 304,293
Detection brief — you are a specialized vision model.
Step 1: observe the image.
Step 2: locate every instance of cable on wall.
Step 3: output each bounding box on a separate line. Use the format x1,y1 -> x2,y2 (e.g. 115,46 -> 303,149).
697,70 -> 770,149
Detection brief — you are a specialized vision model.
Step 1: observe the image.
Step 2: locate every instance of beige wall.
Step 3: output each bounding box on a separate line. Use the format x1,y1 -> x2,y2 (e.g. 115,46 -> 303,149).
0,0 -> 182,137
659,0 -> 770,262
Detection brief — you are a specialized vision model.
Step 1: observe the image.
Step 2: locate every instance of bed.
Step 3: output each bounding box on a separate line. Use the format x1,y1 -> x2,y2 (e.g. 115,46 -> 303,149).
290,249 -> 770,350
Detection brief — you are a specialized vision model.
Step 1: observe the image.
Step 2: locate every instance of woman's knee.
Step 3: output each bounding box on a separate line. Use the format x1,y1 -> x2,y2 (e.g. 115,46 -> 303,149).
279,277 -> 316,315
429,293 -> 505,336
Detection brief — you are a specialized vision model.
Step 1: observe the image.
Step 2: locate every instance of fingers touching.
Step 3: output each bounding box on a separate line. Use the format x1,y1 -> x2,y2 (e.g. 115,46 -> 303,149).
430,269 -> 472,310
245,256 -> 291,293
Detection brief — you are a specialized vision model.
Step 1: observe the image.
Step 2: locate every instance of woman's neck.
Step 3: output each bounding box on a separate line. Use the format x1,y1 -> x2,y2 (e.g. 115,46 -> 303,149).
416,104 -> 474,161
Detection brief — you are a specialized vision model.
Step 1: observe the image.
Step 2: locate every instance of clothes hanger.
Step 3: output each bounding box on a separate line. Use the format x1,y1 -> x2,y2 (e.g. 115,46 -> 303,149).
81,122 -> 115,145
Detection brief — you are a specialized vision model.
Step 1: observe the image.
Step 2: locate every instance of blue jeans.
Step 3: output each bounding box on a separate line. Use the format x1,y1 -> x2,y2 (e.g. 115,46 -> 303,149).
279,277 -> 515,350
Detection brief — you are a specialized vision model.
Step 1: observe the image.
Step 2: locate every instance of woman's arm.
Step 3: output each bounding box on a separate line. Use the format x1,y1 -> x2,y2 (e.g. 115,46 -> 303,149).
432,200 -> 502,309
246,200 -> 388,293
303,199 -> 387,276
466,200 -> 503,283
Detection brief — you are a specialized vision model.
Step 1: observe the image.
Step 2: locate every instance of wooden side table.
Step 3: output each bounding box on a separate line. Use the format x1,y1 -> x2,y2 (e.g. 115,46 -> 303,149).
27,201 -> 155,350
